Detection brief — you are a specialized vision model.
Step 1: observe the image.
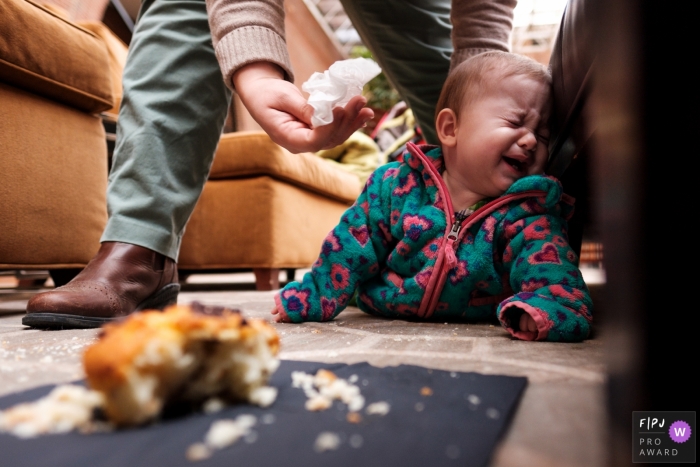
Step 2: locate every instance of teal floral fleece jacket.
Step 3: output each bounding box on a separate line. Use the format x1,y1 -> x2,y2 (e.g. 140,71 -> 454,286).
274,143 -> 593,342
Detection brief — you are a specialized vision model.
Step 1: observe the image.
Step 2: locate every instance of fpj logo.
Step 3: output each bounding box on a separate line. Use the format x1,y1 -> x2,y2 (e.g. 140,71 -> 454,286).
633,411 -> 695,463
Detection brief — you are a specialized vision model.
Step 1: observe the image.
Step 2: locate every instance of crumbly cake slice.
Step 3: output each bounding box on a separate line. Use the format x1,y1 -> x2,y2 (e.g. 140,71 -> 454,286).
83,303 -> 280,426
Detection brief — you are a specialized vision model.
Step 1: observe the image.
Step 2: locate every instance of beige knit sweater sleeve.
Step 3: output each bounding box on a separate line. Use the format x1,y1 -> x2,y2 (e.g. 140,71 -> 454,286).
450,0 -> 517,71
205,0 -> 294,89
206,0 -> 516,87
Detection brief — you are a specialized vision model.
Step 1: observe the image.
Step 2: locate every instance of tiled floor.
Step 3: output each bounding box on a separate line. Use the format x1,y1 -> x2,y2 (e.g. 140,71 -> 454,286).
0,274 -> 606,467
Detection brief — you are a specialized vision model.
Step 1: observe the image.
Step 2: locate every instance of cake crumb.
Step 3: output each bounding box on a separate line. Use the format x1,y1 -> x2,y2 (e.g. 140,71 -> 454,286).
0,384 -> 107,438
186,443 -> 212,462
365,401 -> 390,416
187,414 -> 257,461
203,398 -> 225,414
293,369 -> 365,413
306,395 -> 333,411
249,386 -> 278,408
314,432 -> 341,452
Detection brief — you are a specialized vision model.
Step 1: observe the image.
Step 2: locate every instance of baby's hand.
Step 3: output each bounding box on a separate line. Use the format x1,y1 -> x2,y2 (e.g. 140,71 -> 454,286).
271,306 -> 291,323
519,313 -> 537,333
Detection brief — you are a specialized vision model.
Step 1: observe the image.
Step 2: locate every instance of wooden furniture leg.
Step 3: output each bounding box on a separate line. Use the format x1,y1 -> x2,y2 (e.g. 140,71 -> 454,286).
253,268 -> 280,290
285,268 -> 296,283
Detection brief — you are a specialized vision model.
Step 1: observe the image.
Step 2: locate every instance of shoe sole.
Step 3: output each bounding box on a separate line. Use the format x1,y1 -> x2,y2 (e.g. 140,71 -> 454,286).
22,283 -> 181,329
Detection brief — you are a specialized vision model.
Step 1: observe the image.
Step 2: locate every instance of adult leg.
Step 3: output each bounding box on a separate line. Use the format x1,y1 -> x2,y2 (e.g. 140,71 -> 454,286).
105,0 -> 231,259
341,0 -> 516,145
340,0 -> 451,145
25,0 -> 231,328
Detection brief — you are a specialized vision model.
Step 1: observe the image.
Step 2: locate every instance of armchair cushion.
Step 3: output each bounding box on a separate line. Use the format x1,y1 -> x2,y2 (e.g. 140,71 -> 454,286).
77,21 -> 128,116
179,131 -> 363,271
210,132 -> 362,204
179,176 -> 353,269
0,0 -> 113,113
0,82 -> 108,268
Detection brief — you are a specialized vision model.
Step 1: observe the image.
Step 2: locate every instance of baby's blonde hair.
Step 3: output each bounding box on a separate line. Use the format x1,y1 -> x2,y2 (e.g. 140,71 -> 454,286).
435,51 -> 552,122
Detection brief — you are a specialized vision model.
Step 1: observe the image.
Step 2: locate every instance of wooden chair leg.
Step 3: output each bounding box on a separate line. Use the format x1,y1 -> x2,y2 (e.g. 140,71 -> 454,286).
285,268 -> 296,283
17,278 -> 46,288
253,268 -> 280,291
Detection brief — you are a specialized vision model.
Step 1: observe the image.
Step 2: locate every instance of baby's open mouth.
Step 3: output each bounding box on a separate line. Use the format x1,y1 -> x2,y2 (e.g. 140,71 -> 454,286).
502,156 -> 525,172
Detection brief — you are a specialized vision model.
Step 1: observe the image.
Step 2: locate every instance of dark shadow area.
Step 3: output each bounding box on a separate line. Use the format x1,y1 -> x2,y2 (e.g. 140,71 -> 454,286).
101,0 -> 133,45
588,0 -> 695,465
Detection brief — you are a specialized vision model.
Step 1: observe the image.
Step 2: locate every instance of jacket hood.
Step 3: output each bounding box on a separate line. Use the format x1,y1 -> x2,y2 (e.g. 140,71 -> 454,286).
405,143 -> 569,213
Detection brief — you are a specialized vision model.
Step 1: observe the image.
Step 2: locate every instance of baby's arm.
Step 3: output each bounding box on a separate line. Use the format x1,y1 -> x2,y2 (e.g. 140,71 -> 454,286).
272,168 -> 393,323
497,214 -> 593,342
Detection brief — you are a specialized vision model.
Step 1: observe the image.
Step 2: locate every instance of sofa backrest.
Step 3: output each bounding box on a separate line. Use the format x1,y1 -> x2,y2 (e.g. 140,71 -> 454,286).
0,0 -> 114,113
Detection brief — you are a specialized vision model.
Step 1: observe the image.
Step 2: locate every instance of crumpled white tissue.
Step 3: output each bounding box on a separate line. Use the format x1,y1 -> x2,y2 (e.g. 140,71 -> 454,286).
302,57 -> 381,127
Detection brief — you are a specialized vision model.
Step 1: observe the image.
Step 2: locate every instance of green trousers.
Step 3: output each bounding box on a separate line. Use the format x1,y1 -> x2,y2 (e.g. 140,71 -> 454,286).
102,0 -> 451,261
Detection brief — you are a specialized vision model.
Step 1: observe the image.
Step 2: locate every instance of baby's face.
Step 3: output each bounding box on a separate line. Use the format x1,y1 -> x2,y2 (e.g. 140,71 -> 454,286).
448,73 -> 551,198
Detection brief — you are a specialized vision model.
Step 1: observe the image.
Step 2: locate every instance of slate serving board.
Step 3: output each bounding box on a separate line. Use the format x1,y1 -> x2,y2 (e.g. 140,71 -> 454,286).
0,360 -> 527,467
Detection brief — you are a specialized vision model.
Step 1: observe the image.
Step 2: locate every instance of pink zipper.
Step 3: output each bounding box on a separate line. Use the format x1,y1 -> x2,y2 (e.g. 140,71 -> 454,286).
405,143 -> 547,318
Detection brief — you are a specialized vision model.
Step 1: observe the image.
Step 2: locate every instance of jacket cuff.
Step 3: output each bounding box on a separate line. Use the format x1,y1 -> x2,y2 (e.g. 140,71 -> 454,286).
499,301 -> 550,341
275,287 -> 308,323
215,26 -> 294,90
273,293 -> 291,323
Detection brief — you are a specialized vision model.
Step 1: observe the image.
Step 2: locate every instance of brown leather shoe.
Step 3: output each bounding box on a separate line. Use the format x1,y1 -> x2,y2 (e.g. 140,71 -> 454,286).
23,242 -> 179,329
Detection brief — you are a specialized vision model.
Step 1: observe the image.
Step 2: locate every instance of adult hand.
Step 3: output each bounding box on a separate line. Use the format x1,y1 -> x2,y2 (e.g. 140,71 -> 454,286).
233,62 -> 374,154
